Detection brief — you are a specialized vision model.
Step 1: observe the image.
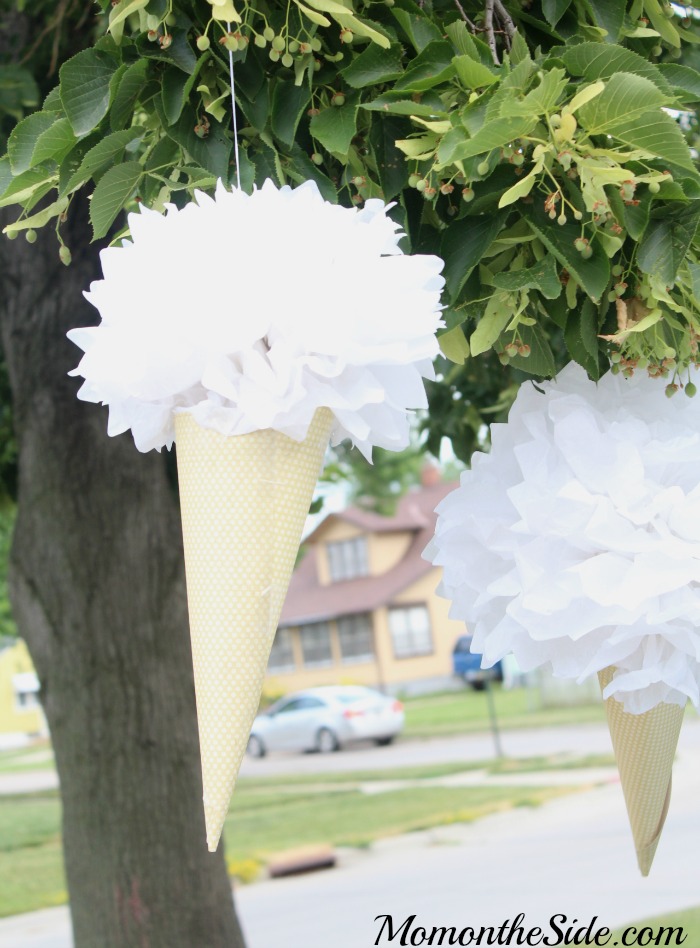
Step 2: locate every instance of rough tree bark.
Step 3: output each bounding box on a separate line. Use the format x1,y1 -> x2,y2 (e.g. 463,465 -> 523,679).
0,201 -> 247,947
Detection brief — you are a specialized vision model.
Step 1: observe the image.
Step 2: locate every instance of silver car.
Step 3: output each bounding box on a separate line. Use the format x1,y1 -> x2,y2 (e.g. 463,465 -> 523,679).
246,685 -> 405,756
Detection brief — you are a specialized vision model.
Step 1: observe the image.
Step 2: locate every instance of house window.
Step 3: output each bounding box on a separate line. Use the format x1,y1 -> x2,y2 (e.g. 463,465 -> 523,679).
388,605 -> 433,659
15,690 -> 39,709
327,537 -> 369,582
268,628 -> 296,673
13,672 -> 40,712
337,614 -> 374,664
299,622 -> 333,667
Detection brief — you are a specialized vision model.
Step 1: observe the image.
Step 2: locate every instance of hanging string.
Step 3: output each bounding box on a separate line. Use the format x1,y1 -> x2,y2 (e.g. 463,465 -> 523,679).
226,21 -> 242,191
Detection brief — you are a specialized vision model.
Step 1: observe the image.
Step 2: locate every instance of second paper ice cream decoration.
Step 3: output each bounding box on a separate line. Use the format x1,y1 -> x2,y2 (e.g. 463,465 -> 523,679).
425,362 -> 700,875
68,178 -> 444,851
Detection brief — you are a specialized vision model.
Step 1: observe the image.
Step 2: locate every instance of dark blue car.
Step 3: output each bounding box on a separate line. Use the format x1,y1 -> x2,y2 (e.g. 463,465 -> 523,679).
452,634 -> 503,690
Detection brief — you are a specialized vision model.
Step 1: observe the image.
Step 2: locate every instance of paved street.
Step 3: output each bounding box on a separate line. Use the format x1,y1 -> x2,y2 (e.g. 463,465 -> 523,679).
2,717 -> 668,795
1,719 -> 699,947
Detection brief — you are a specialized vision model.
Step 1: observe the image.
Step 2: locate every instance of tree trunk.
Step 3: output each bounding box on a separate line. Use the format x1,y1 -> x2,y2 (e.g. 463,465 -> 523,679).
0,204 -> 247,947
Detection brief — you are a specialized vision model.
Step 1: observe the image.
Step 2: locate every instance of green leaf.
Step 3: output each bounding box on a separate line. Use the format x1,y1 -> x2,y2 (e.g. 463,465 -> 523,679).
523,204 -> 610,302
369,114 -> 411,201
144,136 -> 179,173
434,126 -> 467,166
587,0 -> 624,41
657,63 -> 700,102
441,212 -> 507,299
32,118 -> 76,167
342,15 -> 392,50
341,43 -> 403,89
611,111 -> 698,174
500,67 -> 568,118
0,164 -> 57,209
509,31 -> 530,65
542,0 -> 572,28
0,64 -> 39,120
638,206 -> 700,287
165,30 -> 199,75
687,261 -> 700,303
502,322 -> 556,377
393,42 -> 455,93
3,196 -> 69,237
362,93 -> 447,118
452,56 -> 498,89
643,0 -> 680,48
109,0 -> 149,40
310,95 -> 358,156
162,65 -> 200,126
132,29 -> 197,74
470,291 -> 512,356
89,160 -> 143,240
110,59 -> 149,131
560,44 -> 670,92
577,73 -> 668,134
492,256 -> 562,299
304,0 -> 391,48
238,84 -> 270,132
62,128 -> 144,194
271,81 -> 312,148
564,299 -> 601,377
162,106 -> 232,180
438,325 -> 470,363
391,3 -> 442,53
0,158 -> 11,199
59,49 -> 119,137
7,112 -> 57,174
497,166 -> 538,208
288,146 -> 337,203
58,133 -> 101,193
622,192 -> 652,242
445,20 -> 479,58
293,0 -> 330,26
42,86 -> 62,111
449,116 -> 537,161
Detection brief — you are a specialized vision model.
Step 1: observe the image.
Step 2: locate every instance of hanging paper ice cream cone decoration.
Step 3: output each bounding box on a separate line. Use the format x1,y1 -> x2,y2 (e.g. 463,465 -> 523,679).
68,178 -> 444,850
175,408 -> 333,851
598,667 -> 685,876
426,364 -> 700,875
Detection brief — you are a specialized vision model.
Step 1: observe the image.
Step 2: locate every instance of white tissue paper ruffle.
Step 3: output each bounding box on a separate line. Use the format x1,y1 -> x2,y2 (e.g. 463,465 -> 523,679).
67,178 -> 444,457
425,362 -> 700,714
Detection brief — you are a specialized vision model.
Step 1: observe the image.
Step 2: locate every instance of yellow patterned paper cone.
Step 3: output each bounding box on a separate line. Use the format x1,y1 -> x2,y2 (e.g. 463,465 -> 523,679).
599,667 -> 685,876
175,408 -> 333,851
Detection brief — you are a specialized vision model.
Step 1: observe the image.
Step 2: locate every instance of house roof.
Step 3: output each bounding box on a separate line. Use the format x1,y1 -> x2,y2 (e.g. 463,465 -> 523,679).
303,500 -> 430,541
279,479 -> 457,628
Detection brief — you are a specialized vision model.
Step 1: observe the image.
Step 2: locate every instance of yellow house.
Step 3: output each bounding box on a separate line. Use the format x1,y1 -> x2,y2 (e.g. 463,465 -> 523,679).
0,638 -> 46,739
266,475 -> 466,696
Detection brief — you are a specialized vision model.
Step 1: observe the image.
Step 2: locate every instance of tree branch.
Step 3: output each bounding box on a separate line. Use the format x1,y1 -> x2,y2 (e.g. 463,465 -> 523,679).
484,0 -> 499,65
494,0 -> 517,48
454,0 -> 478,31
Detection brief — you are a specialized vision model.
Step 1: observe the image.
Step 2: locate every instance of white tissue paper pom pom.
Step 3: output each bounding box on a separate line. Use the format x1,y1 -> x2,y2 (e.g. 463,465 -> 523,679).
67,179 -> 444,456
425,362 -> 700,714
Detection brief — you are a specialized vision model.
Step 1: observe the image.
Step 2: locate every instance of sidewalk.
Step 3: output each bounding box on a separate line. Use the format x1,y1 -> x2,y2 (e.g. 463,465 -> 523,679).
1,734 -> 698,947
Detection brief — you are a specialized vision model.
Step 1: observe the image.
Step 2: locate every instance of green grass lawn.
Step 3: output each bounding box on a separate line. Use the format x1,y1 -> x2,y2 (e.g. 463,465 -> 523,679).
0,756 -> 596,918
223,783 -> 571,863
610,906 -> 700,945
0,792 -> 67,919
0,744 -> 54,774
402,686 -> 606,738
